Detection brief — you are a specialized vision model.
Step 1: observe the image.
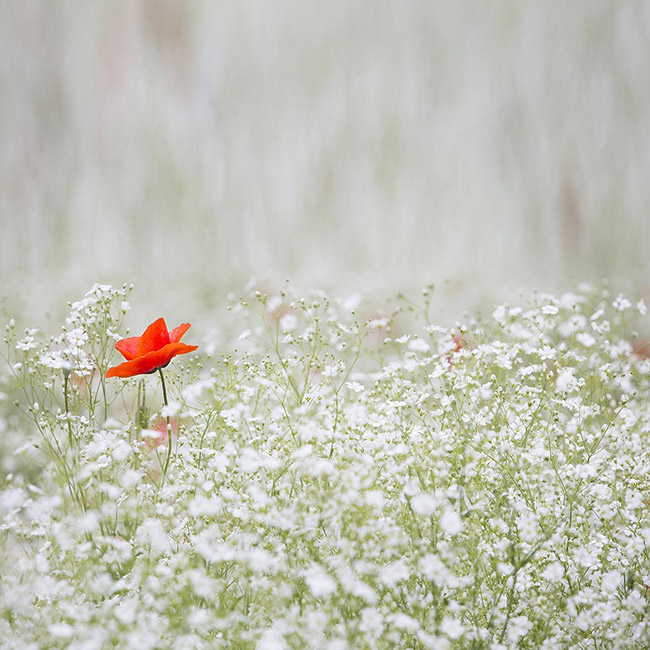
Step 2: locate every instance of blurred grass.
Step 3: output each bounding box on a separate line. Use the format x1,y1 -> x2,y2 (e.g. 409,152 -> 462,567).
1,1 -> 650,317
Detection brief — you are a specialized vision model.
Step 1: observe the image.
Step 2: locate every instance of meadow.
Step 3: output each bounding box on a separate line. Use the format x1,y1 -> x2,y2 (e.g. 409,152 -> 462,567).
2,5 -> 650,647
1,281 -> 650,648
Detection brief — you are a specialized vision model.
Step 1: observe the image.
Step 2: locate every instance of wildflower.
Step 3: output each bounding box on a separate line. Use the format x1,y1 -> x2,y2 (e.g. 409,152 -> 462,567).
447,331 -> 470,366
106,318 -> 198,378
439,509 -> 463,535
279,313 -> 298,332
613,293 -> 632,312
576,332 -> 596,348
379,560 -> 410,588
304,564 -> 337,598
408,338 -> 430,353
106,318 -> 196,489
411,493 -> 437,516
143,417 -> 179,449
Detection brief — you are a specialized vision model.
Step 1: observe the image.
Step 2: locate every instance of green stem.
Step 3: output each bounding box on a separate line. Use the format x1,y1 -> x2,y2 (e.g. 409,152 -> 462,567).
159,369 -> 172,488
64,373 -> 74,450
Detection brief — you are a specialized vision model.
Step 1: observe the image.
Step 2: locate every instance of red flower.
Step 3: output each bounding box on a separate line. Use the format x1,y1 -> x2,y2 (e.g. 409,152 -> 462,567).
106,318 -> 198,378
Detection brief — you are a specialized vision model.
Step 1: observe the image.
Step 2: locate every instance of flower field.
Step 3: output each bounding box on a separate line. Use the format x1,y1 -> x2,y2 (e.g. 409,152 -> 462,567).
1,283 -> 650,648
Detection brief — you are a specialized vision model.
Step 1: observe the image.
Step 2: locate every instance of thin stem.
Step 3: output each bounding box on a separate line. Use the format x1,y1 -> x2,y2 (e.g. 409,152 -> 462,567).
159,368 -> 172,488
159,367 -> 169,408
101,374 -> 108,422
136,379 -> 144,440
64,373 -> 74,451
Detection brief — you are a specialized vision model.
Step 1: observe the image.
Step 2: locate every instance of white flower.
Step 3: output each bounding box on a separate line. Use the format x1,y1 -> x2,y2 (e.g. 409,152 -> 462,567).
310,458 -> 335,477
601,570 -> 621,593
338,292 -> 360,312
49,623 -> 75,639
439,509 -> 462,536
345,381 -> 365,393
556,368 -> 578,393
492,304 -> 507,324
368,318 -> 389,330
637,299 -> 647,315
364,490 -> 385,509
517,511 -> 538,543
161,401 -> 180,418
411,493 -> 437,516
613,293 -> 632,311
542,561 -> 564,582
418,554 -> 449,586
538,345 -> 556,360
16,335 -> 38,351
389,613 -> 419,632
322,362 -> 344,377
337,567 -> 378,603
136,518 -> 172,555
379,560 -> 410,587
507,615 -> 533,644
408,338 -> 430,353
574,546 -> 599,568
359,608 -> 384,638
279,313 -> 298,332
257,628 -> 286,650
440,616 -> 464,640
114,598 -> 137,625
304,564 -> 337,598
239,448 -> 262,473
141,428 -> 164,444
558,314 -> 587,336
87,283 -> 112,297
237,329 -> 251,341
182,378 -> 216,404
576,332 -> 596,347
189,496 -> 222,517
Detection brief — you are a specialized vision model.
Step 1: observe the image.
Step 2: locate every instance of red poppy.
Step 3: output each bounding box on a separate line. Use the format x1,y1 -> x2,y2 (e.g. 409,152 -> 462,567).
106,318 -> 198,378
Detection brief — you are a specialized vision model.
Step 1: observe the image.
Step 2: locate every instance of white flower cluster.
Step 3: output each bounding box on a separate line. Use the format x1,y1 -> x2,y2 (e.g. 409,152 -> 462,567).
6,282 -> 132,415
1,284 -> 650,648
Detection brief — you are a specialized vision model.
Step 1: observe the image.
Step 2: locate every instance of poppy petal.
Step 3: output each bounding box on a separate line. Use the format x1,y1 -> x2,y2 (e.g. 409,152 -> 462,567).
136,318 -> 171,356
106,357 -> 157,378
115,336 -> 140,361
169,322 -> 191,343
106,342 -> 198,378
145,342 -> 198,371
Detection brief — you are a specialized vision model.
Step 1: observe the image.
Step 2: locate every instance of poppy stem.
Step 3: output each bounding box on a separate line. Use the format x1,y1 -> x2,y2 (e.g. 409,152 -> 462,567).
159,367 -> 169,411
159,368 -> 173,486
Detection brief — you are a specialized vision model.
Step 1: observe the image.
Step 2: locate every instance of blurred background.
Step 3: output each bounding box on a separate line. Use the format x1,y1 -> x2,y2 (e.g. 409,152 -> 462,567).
1,1 -> 650,321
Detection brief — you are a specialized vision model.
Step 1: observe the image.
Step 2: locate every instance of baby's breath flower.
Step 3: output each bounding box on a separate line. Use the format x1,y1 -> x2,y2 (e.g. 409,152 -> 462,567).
279,313 -> 298,332
576,332 -> 596,347
15,333 -> 38,351
304,564 -> 337,598
161,401 -> 180,419
613,293 -> 632,312
407,338 -> 430,353
4,282 -> 650,648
